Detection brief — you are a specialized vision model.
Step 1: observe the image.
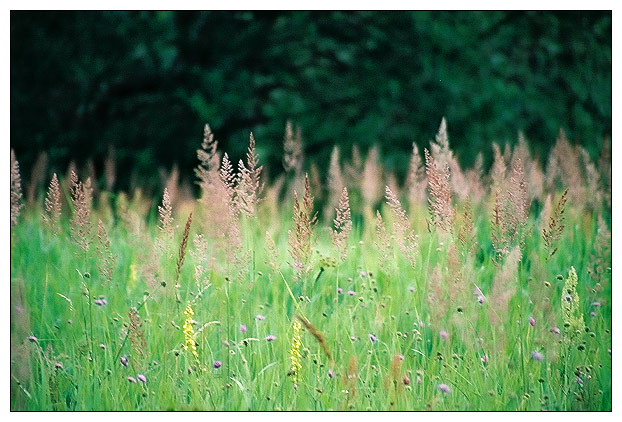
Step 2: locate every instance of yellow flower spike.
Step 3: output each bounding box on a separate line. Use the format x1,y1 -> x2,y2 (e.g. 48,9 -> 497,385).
289,319 -> 303,384
183,304 -> 199,360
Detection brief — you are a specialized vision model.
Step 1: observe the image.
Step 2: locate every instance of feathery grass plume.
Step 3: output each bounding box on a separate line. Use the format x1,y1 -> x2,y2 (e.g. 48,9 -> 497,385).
296,314 -> 332,362
220,153 -> 239,215
264,231 -> 281,274
156,187 -> 175,257
488,246 -> 521,325
183,304 -> 199,361
288,319 -> 303,384
195,123 -> 220,185
542,188 -> 568,260
407,142 -> 427,209
385,186 -> 418,268
283,120 -> 303,175
324,146 -> 345,222
238,132 -> 263,218
11,150 -> 24,228
457,196 -> 476,257
588,216 -> 611,286
490,143 -> 508,192
175,213 -> 193,285
42,173 -> 62,235
344,144 -> 364,188
26,151 -> 48,205
580,148 -> 602,213
546,130 -> 584,205
330,187 -> 353,263
561,267 -> 585,343
506,156 -> 531,245
515,133 -> 544,202
288,174 -> 317,279
431,118 -> 469,201
361,145 -> 382,211
128,307 -> 147,365
96,219 -> 116,284
104,145 -> 116,191
69,171 -> 94,255
424,148 -> 454,233
375,210 -> 393,274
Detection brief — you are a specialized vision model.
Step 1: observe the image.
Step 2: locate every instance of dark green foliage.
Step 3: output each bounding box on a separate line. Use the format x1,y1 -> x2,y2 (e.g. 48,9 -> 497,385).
11,11 -> 611,192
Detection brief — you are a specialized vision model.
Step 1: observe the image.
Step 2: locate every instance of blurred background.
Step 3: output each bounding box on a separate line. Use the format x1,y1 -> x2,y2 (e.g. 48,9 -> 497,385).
10,11 -> 611,194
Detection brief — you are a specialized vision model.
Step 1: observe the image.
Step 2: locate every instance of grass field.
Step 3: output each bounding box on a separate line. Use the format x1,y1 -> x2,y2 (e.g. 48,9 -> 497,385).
10,122 -> 611,411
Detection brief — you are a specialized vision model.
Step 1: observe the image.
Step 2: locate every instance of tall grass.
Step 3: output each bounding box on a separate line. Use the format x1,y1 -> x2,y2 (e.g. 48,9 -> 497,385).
10,119 -> 611,411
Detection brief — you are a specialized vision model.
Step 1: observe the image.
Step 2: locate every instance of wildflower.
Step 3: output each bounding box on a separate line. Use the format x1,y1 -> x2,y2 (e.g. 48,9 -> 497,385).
213,361 -> 222,369
396,354 -> 404,361
403,375 -> 410,385
127,376 -> 137,383
550,327 -> 561,335
368,334 -> 378,344
481,354 -> 489,363
438,383 -> 451,394
531,351 -> 543,361
347,290 -> 356,296
27,335 -> 38,343
55,362 -> 63,370
360,271 -> 367,278
256,314 -> 266,321
328,369 -> 334,379
239,324 -> 247,333
529,317 -> 536,327
417,376 -> 422,384
94,298 -> 108,306
99,344 -> 106,349
440,331 -> 449,340
183,304 -> 199,360
137,374 -> 147,383
477,295 -> 485,304
350,336 -> 357,341
337,287 -> 343,294
592,301 -> 601,307
576,377 -> 584,385
289,320 -> 303,383
120,356 -> 129,367
266,335 -> 276,341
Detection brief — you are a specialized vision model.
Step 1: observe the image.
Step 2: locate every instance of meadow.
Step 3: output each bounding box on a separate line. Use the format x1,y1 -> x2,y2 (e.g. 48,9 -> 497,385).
10,119 -> 611,411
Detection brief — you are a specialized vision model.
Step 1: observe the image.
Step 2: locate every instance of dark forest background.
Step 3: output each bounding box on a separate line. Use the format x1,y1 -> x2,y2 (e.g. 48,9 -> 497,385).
10,11 -> 611,194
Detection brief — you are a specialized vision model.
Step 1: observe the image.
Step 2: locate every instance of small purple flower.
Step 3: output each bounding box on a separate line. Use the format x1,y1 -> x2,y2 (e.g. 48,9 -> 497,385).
529,317 -> 536,327
417,375 -> 422,385
27,335 -> 38,343
337,287 -> 343,294
350,336 -> 358,341
94,298 -> 108,306
408,286 -> 415,293
590,311 -> 596,317
360,271 -> 367,278
531,351 -> 543,361
474,286 -> 483,296
437,383 -> 451,394
592,301 -> 601,307
481,354 -> 489,363
576,377 -> 584,385
328,369 -> 334,379
564,295 -> 572,302
127,376 -> 137,383
99,343 -> 106,349
477,295 -> 485,305
550,327 -> 561,335
120,356 -> 129,367
403,375 -> 410,385
256,314 -> 265,321
55,362 -> 64,369
396,354 -> 404,361
137,374 -> 147,383
213,361 -> 222,369
265,335 -> 276,342
347,290 -> 356,296
440,331 -> 449,340
239,324 -> 247,333
368,334 -> 378,344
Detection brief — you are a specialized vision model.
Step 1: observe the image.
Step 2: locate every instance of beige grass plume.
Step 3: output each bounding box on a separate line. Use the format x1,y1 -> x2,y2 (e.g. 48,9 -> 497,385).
10,149 -> 24,228
288,173 -> 317,279
329,187 -> 352,263
43,173 -> 62,235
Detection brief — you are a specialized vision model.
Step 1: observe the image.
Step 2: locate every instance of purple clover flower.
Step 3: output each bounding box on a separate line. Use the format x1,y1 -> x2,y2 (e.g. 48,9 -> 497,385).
137,374 -> 147,383
120,356 -> 129,367
531,351 -> 543,361
239,324 -> 247,333
213,360 -> 222,369
477,295 -> 485,305
27,335 -> 38,343
328,369 -> 334,379
403,375 -> 410,385
127,376 -> 137,383
440,331 -> 449,340
94,298 -> 108,306
529,317 -> 536,327
550,327 -> 561,335
256,314 -> 266,321
437,383 -> 451,394
481,354 -> 489,363
347,290 -> 356,296
337,287 -> 343,294
592,301 -> 601,307
265,335 -> 276,342
368,334 -> 378,344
